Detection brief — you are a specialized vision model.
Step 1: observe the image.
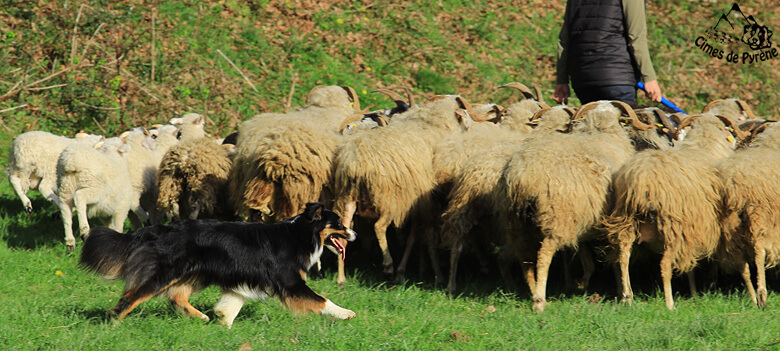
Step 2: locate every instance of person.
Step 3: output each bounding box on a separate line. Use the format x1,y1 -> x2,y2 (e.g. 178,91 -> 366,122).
553,0 -> 663,106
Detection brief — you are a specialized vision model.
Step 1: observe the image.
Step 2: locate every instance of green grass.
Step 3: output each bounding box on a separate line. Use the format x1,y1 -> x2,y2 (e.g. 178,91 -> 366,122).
2,1 -> 780,349
2,181 -> 780,350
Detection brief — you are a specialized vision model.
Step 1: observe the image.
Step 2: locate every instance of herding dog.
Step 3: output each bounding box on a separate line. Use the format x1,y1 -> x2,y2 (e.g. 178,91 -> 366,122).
80,202 -> 357,328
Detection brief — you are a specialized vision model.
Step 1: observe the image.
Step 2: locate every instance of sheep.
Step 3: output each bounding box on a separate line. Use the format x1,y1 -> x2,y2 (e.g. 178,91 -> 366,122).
332,95 -> 484,283
604,113 -> 748,310
56,137 -> 146,252
339,87 -> 416,135
702,98 -> 758,123
228,85 -> 360,222
6,131 -> 103,214
716,121 -> 780,308
122,116 -> 205,225
495,101 -> 646,312
156,134 -> 235,221
441,105 -> 575,295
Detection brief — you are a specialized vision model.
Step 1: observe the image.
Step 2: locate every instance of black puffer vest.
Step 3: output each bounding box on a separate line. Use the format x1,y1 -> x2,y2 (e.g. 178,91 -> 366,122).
567,0 -> 638,88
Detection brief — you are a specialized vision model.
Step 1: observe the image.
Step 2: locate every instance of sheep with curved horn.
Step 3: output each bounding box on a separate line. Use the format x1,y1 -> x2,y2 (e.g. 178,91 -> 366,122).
717,121 -> 780,308
495,100 -> 648,312
332,95 -> 486,283
604,112 -> 745,310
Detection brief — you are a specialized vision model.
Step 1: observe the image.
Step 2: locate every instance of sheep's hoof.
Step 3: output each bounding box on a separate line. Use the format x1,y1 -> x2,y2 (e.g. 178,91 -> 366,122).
66,244 -> 75,254
758,288 -> 768,308
620,294 -> 633,306
532,299 -> 546,313
25,205 -> 33,215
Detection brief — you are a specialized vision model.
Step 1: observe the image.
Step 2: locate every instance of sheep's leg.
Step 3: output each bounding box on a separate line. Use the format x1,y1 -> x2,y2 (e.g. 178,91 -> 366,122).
58,198 -> 76,253
374,215 -> 394,277
108,204 -> 132,233
130,206 -> 149,230
686,270 -> 697,297
9,173 -> 33,214
38,176 -> 60,207
577,244 -> 595,291
427,242 -> 443,284
72,189 -> 95,240
336,201 -> 357,285
214,291 -> 246,329
395,224 -> 416,283
618,239 -> 633,305
740,261 -> 758,305
447,241 -> 464,295
660,250 -> 675,310
532,238 -> 559,313
755,242 -> 768,308
497,247 -> 520,292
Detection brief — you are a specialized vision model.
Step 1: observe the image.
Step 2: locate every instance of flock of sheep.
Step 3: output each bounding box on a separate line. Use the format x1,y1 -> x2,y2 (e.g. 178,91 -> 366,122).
6,83 -> 779,312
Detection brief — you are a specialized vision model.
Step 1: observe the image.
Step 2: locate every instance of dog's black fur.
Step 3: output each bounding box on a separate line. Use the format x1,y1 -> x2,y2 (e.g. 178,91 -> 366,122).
80,202 -> 357,326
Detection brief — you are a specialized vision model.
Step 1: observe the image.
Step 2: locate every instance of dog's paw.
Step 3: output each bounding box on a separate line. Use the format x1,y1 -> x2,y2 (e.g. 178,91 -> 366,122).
322,300 -> 355,320
198,313 -> 210,322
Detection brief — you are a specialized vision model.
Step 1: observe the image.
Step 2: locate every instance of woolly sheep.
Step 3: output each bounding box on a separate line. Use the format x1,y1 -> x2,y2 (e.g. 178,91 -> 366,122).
6,131 -> 103,214
156,135 -> 235,221
717,121 -> 780,308
332,95 -> 483,283
604,113 -> 747,310
56,137 -> 146,252
228,85 -> 360,222
495,101 -> 644,312
441,105 -> 574,294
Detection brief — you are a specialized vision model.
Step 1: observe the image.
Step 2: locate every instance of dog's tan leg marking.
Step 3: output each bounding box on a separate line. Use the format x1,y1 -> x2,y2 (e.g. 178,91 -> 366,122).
336,201 -> 357,285
214,291 -> 246,329
114,279 -> 180,320
167,284 -> 209,321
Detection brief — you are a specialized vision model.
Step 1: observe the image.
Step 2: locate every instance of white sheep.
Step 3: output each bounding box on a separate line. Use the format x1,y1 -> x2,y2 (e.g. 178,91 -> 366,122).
56,137 -> 147,252
5,131 -> 103,214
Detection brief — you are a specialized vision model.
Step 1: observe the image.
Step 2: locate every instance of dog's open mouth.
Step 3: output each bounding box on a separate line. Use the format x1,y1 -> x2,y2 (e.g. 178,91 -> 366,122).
329,235 -> 346,261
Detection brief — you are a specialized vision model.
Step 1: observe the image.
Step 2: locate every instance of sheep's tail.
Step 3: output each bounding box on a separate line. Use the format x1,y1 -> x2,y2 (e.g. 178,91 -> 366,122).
79,227 -> 134,280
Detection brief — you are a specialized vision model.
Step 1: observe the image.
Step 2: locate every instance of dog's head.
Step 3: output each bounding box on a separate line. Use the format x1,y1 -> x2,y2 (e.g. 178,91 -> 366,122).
302,203 -> 357,261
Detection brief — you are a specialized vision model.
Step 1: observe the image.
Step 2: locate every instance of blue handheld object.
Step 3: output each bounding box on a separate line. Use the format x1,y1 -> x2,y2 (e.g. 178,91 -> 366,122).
637,82 -> 687,114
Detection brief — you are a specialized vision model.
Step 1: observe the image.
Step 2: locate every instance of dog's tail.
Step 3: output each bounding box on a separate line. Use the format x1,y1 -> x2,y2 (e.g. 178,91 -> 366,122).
79,226 -> 134,280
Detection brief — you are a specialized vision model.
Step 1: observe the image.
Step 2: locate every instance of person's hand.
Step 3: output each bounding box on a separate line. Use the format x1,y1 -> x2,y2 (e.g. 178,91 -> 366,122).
553,84 -> 570,104
643,80 -> 662,103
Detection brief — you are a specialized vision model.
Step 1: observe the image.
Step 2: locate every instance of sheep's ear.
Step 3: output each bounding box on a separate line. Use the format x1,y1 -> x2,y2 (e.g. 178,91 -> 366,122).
170,117 -> 183,125
118,140 -> 131,154
94,141 -> 104,149
119,131 -> 130,139
303,203 -> 324,221
455,109 -> 473,132
142,135 -> 157,150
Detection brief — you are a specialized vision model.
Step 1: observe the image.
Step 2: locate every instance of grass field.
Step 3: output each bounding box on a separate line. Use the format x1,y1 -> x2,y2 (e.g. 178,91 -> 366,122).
3,1 -> 780,350
2,184 -> 780,350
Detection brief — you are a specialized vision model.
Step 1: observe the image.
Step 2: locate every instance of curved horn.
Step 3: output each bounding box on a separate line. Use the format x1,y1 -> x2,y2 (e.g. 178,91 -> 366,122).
337,114 -> 366,133
529,107 -> 552,122
674,114 -> 700,140
562,107 -> 577,118
701,99 -> 724,113
611,101 -> 652,131
714,114 -> 750,140
341,86 -> 361,113
734,99 -> 758,119
570,101 -> 603,121
372,88 -> 405,103
387,86 -> 416,106
653,109 -> 678,138
500,82 -> 536,100
749,121 -> 775,141
531,84 -> 544,103
455,96 -> 489,122
537,101 -> 551,110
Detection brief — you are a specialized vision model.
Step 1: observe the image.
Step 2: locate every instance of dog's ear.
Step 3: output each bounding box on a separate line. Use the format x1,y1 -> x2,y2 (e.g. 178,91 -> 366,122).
304,203 -> 324,221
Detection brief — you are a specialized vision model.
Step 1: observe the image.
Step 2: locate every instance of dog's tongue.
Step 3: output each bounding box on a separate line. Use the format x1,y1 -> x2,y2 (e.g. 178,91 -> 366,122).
330,236 -> 346,261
